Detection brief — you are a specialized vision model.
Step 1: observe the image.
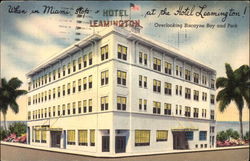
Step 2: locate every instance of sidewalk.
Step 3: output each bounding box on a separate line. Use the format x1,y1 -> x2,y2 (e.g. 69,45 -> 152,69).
1,141 -> 249,158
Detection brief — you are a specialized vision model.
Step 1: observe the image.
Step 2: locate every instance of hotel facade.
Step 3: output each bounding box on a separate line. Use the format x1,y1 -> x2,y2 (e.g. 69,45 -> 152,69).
26,27 -> 216,156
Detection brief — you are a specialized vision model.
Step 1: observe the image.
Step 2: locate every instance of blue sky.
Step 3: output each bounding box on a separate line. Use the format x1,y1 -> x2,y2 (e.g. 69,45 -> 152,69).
0,1 -> 249,120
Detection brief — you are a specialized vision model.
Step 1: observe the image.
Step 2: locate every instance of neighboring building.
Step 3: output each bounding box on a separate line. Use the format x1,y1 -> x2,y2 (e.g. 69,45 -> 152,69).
26,26 -> 216,156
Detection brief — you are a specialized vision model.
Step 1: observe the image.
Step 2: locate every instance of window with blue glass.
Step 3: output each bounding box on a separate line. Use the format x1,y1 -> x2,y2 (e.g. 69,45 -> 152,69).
199,131 -> 207,140
185,131 -> 193,140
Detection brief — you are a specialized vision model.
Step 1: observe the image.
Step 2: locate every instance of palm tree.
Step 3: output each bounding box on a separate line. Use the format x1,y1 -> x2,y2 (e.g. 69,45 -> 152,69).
0,77 -> 27,130
216,63 -> 250,139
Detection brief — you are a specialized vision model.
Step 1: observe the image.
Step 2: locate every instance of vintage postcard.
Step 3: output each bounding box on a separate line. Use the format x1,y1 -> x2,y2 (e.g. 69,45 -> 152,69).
0,1 -> 249,161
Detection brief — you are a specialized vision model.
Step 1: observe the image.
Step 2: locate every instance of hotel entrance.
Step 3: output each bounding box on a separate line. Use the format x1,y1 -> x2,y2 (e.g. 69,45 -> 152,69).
172,131 -> 188,149
115,136 -> 126,153
51,131 -> 61,148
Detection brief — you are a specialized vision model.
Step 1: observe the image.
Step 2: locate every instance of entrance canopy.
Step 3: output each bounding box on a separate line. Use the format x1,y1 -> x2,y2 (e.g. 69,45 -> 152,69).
172,128 -> 198,132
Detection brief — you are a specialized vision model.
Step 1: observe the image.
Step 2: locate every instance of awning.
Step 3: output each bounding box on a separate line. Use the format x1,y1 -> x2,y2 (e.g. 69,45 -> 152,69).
172,128 -> 198,132
33,126 -> 62,131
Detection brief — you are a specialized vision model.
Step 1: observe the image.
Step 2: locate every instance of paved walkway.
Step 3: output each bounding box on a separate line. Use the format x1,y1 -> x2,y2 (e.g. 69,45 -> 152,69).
1,143 -> 249,161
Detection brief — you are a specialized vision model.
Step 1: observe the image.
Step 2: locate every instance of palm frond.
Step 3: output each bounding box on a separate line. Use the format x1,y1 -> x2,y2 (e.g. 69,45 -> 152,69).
218,99 -> 231,112
216,77 -> 228,89
9,101 -> 19,114
225,63 -> 234,79
8,77 -> 23,89
15,90 -> 28,97
234,96 -> 244,111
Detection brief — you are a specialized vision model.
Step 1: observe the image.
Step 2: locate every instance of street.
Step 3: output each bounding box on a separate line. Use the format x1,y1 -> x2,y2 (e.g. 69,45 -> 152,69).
1,144 -> 249,161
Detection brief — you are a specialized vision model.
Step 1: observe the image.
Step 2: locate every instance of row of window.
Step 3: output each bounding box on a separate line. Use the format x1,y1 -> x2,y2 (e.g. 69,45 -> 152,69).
28,75 -> 93,106
28,96 -> 127,120
28,96 -> 215,121
29,52 -> 93,91
32,129 -> 208,147
32,128 -> 95,146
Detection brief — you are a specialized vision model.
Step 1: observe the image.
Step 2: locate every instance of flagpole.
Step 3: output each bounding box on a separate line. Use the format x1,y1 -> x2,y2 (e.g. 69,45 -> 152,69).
129,5 -> 131,20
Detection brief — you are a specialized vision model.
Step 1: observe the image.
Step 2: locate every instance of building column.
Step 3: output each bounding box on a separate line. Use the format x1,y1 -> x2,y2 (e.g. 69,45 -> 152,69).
110,129 -> 116,155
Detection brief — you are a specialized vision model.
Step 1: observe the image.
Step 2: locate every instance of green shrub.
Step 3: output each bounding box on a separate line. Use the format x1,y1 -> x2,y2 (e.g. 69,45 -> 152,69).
231,131 -> 240,139
217,131 -> 228,141
0,127 -> 9,140
8,122 -> 26,137
244,131 -> 249,140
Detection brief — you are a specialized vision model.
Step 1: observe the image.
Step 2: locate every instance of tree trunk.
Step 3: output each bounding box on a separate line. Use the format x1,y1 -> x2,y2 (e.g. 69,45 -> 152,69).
239,110 -> 243,139
3,113 -> 7,131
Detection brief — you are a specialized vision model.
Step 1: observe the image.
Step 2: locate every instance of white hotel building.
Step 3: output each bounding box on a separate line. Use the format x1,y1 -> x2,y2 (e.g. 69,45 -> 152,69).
26,26 -> 216,156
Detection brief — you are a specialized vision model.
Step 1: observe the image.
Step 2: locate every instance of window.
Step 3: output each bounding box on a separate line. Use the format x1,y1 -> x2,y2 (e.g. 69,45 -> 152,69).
193,108 -> 199,118
78,101 -> 82,114
78,130 -> 88,146
156,130 -> 168,142
211,79 -> 215,89
101,70 -> 109,86
48,90 -> 51,100
144,100 -> 147,110
88,99 -> 92,112
72,102 -> 76,114
28,97 -> 31,105
202,75 -> 207,85
90,130 -> 95,146
139,52 -> 143,64
176,65 -> 179,76
144,76 -> 147,88
117,44 -> 127,60
41,109 -> 43,118
117,96 -> 127,111
210,110 -> 215,120
41,129 -> 46,143
83,100 -> 87,113
179,105 -> 182,115
45,91 -> 47,101
164,103 -> 171,115
185,106 -> 191,117
164,82 -> 172,95
53,70 -> 56,80
176,105 -> 178,115
62,85 -> 66,96
35,130 -> 40,142
78,57 -> 82,70
185,88 -> 191,99
62,104 -> 66,116
139,99 -> 142,110
179,86 -> 182,95
139,75 -> 142,87
67,83 -> 71,95
135,130 -> 150,146
101,96 -> 109,111
67,63 -> 71,74
78,79 -> 81,91
73,81 -> 76,93
153,57 -> 161,71
117,70 -> 126,86
83,55 -> 87,67
185,132 -> 193,140
144,54 -> 148,65
44,108 -> 47,118
88,52 -> 93,65
88,75 -> 92,89
50,107 -> 53,117
73,60 -> 76,72
101,45 -> 108,61
202,92 -> 207,101
202,109 -> 207,118
28,111 -> 31,120
44,75 -> 47,84
153,101 -> 161,114
210,94 -> 215,104
57,87 -> 60,97
176,85 -> 178,95
194,90 -> 199,101
185,69 -> 191,81
67,103 -> 71,115
63,65 -> 66,76
153,79 -> 161,93
164,62 -> 172,75
199,131 -> 207,140
83,77 -> 87,90
194,73 -> 199,83
67,130 -> 75,145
